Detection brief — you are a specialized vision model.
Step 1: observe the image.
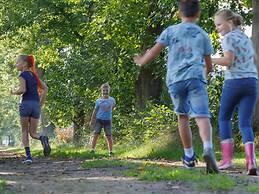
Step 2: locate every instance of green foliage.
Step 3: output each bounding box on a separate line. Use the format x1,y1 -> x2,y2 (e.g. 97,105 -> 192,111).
113,103 -> 178,144
82,159 -> 236,191
247,183 -> 259,193
82,158 -> 259,192
0,179 -> 6,193
0,0 -> 254,145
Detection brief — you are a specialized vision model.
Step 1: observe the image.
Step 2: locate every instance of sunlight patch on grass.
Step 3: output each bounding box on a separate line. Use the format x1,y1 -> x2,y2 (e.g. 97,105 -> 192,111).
120,133 -> 186,160
125,166 -> 235,191
82,159 -> 236,191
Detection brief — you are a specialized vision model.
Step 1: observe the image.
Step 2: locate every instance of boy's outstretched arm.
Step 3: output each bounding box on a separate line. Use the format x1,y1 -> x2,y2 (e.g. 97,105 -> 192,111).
133,43 -> 165,65
204,55 -> 213,75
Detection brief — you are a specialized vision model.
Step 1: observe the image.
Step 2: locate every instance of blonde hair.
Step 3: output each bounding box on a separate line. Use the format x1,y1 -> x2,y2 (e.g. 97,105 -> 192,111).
215,9 -> 243,27
100,83 -> 110,90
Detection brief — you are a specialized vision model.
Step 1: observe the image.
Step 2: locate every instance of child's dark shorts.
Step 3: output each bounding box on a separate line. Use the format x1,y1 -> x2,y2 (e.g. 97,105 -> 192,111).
19,100 -> 41,119
94,119 -> 112,137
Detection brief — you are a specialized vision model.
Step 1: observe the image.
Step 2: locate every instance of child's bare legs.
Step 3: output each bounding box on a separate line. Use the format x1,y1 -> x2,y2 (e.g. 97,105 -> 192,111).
21,117 -> 30,147
20,117 -> 32,163
178,115 -> 193,150
91,134 -> 99,151
106,136 -> 113,153
195,117 -> 212,149
178,115 -> 196,168
195,117 -> 218,173
28,118 -> 40,140
29,118 -> 51,157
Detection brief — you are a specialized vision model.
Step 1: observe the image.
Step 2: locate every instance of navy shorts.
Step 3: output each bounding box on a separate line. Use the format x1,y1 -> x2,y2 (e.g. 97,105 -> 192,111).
94,119 -> 112,137
19,101 -> 41,119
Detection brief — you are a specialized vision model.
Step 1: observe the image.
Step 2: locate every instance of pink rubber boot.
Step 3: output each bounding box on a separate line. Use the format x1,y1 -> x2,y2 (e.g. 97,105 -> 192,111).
245,142 -> 257,176
218,139 -> 233,170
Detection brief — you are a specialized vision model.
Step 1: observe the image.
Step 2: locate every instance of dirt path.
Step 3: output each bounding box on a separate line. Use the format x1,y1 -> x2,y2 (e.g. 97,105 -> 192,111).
0,151 -> 258,194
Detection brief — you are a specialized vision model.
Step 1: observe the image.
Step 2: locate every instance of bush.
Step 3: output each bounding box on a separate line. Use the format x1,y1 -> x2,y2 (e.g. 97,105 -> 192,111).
112,103 -> 178,144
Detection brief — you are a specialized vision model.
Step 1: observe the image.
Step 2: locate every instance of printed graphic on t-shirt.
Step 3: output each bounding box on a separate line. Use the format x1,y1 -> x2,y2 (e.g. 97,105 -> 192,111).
156,22 -> 213,85
222,29 -> 258,80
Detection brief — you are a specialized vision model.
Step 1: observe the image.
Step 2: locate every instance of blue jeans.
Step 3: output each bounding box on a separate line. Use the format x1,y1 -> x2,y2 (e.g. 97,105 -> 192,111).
168,79 -> 210,118
219,78 -> 258,143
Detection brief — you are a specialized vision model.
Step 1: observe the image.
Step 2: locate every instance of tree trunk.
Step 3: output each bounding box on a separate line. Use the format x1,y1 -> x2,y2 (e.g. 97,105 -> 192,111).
73,100 -> 86,146
135,1 -> 164,109
252,0 -> 259,130
136,67 -> 162,109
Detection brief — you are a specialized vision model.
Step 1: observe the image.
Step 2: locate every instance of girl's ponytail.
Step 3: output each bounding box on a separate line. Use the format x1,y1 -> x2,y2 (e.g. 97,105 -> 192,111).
27,55 -> 41,89
232,13 -> 243,27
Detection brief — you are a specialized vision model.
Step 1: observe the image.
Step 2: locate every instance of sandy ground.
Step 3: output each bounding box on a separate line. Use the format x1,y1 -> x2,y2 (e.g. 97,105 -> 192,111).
0,151 -> 258,194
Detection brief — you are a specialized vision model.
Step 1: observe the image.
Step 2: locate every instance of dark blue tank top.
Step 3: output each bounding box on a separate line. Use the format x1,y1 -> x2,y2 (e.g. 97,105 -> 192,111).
19,71 -> 40,102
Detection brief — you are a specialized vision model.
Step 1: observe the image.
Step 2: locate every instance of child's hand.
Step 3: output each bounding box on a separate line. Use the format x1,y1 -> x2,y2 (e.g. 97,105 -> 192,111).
89,121 -> 95,128
40,100 -> 44,107
10,89 -> 15,95
133,55 -> 144,66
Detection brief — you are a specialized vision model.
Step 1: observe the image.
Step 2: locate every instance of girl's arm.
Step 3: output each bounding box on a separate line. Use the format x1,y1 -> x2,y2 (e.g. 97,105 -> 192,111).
204,55 -> 213,75
212,51 -> 235,67
89,109 -> 97,126
133,43 -> 165,65
39,79 -> 48,107
11,77 -> 26,95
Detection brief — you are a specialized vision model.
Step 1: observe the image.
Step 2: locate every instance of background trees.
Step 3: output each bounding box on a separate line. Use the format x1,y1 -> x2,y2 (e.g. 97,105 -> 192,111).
0,0 -> 256,146
252,0 -> 259,129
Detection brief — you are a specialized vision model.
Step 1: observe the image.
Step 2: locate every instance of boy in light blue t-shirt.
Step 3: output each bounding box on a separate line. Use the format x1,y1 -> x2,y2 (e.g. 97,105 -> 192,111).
89,83 -> 116,156
134,0 -> 218,173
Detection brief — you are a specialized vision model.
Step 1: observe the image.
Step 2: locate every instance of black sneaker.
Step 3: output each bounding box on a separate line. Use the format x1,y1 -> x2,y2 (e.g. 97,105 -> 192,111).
40,136 -> 51,157
203,148 -> 219,174
182,153 -> 197,169
23,158 -> 32,165
108,151 -> 114,157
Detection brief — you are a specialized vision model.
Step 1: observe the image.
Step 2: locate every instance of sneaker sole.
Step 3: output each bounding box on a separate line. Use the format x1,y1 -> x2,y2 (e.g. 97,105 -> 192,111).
23,161 -> 32,165
203,154 -> 219,174
218,164 -> 234,170
42,137 -> 51,157
183,163 -> 195,169
247,168 -> 257,176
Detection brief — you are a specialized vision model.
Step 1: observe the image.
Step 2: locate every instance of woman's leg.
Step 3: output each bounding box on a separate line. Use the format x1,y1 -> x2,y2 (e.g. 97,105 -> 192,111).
28,118 -> 40,140
20,117 -> 32,164
20,117 -> 30,147
29,117 -> 51,157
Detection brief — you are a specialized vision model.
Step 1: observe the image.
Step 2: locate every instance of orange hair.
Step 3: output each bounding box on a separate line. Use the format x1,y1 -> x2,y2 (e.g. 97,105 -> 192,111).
27,55 -> 42,90
19,54 -> 42,90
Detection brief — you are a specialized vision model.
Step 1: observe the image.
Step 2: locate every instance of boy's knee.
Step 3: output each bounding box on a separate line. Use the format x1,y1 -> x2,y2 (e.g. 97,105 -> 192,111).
29,132 -> 38,139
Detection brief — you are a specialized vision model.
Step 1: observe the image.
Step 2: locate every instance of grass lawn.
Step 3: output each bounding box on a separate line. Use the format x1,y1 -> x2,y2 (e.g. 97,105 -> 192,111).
0,179 -> 6,193
82,159 -> 259,192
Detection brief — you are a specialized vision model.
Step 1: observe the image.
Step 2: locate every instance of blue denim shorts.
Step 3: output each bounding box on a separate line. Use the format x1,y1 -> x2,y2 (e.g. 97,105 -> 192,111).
19,100 -> 41,119
168,79 -> 210,118
94,119 -> 112,137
